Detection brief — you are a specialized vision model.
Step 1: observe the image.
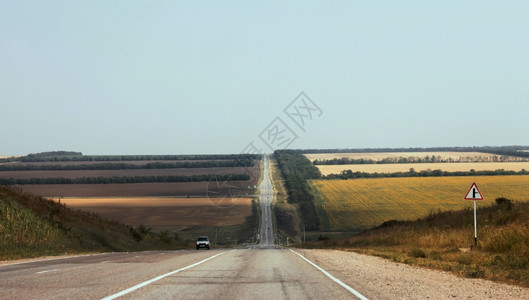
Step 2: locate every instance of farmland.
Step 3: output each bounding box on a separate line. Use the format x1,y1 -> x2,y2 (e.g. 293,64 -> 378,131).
0,167 -> 254,179
16,182 -> 221,197
0,153 -> 260,197
304,151 -> 529,176
305,151 -> 501,162
316,162 -> 529,176
58,197 -> 253,227
310,175 -> 529,231
0,152 -> 262,245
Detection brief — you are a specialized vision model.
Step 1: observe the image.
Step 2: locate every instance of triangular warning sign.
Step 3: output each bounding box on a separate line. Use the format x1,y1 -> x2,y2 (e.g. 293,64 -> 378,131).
465,183 -> 484,200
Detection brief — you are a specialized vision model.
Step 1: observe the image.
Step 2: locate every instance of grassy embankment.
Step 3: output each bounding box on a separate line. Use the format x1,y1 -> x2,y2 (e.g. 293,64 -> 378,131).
273,150 -> 321,238
306,195 -> 529,287
269,157 -> 301,242
0,185 -> 187,260
307,175 -> 529,286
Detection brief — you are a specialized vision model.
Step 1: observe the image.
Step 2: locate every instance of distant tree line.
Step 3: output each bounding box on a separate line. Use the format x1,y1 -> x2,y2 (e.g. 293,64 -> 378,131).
0,174 -> 250,185
298,146 -> 529,158
0,152 -> 261,163
274,150 -> 321,231
480,146 -> 529,159
313,155 -> 529,165
324,168 -> 529,180
0,159 -> 255,171
24,151 -> 83,158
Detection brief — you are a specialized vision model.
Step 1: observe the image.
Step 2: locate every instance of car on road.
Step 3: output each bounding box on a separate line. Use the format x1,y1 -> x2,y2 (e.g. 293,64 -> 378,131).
196,236 -> 210,250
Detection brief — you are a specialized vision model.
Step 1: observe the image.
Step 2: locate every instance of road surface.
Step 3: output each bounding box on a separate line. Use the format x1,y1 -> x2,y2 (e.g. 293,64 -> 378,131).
258,154 -> 274,247
3,247 -> 527,299
0,248 -> 372,299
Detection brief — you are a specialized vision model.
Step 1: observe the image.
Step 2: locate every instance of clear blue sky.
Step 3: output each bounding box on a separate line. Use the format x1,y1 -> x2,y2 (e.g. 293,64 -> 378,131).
1,1 -> 528,155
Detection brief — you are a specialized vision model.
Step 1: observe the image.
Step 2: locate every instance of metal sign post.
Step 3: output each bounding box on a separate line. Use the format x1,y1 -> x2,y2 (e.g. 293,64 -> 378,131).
473,200 -> 477,245
464,183 -> 484,245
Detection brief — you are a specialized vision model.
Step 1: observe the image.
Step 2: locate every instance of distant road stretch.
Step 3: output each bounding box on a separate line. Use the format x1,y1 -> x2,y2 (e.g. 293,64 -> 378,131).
259,154 -> 274,247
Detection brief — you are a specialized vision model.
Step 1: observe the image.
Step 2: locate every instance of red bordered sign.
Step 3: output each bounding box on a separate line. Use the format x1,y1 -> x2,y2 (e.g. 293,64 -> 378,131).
464,182 -> 484,200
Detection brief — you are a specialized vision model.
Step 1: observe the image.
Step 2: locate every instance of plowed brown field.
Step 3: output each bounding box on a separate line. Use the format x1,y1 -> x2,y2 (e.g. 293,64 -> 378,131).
17,181 -> 256,197
1,167 -> 252,179
58,197 -> 253,226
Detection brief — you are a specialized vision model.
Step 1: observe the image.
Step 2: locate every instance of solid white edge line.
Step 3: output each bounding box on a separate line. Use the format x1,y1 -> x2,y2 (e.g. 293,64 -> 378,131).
289,249 -> 369,300
0,253 -> 109,268
36,268 -> 59,274
101,250 -> 234,300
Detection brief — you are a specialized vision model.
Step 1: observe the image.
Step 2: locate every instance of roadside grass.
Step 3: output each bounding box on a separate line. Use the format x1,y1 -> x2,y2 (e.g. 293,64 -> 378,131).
0,199 -> 64,258
269,157 -> 301,241
304,199 -> 529,287
0,186 -> 188,260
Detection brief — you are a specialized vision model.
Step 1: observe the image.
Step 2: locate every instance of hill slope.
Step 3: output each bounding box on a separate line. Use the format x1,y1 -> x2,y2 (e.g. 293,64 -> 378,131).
306,198 -> 529,287
0,185 -> 181,260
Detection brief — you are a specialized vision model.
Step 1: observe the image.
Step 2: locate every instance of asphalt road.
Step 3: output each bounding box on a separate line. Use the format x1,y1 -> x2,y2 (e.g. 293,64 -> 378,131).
0,248 -> 369,299
258,154 -> 274,247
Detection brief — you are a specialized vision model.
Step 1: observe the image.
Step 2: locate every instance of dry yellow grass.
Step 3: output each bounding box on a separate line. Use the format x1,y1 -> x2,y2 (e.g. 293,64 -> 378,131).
305,152 -> 500,162
310,176 -> 529,230
316,162 -> 529,175
57,197 -> 253,226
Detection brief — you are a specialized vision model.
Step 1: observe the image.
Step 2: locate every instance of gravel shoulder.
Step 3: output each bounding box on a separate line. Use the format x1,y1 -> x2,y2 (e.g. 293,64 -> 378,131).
298,249 -> 529,299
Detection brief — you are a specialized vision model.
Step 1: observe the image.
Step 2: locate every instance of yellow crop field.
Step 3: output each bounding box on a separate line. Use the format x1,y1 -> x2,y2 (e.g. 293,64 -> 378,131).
0,156 -> 19,159
310,176 -> 529,230
316,162 -> 529,176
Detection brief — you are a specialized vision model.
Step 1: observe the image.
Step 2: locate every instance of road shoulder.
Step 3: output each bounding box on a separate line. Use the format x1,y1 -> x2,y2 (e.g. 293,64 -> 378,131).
297,249 -> 529,299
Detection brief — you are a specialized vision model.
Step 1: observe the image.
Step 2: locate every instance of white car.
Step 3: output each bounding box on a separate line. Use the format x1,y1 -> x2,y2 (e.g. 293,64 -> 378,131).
196,236 -> 210,250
